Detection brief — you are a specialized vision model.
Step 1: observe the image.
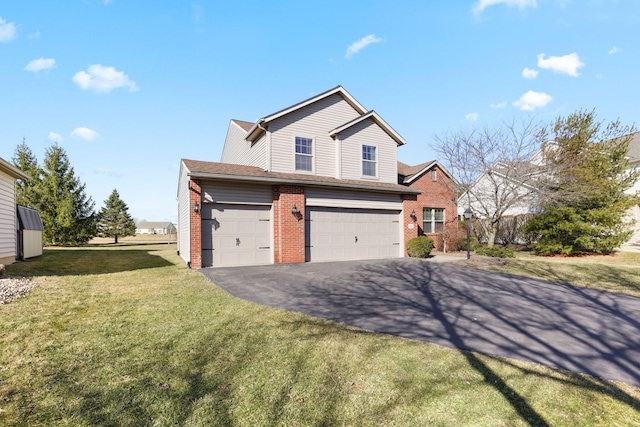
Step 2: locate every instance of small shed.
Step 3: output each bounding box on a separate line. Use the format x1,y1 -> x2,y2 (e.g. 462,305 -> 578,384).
16,205 -> 43,260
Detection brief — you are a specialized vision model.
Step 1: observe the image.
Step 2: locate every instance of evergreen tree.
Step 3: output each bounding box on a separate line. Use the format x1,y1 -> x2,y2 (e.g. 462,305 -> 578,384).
12,139 -> 43,209
525,110 -> 639,254
97,189 -> 136,243
39,143 -> 96,245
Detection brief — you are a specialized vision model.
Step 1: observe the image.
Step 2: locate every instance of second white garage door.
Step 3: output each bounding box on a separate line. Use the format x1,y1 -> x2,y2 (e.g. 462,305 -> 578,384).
201,204 -> 271,268
305,208 -> 401,262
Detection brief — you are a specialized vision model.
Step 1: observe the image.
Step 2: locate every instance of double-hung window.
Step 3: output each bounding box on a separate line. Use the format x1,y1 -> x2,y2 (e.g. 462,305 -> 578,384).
423,208 -> 444,233
295,137 -> 313,172
362,145 -> 377,177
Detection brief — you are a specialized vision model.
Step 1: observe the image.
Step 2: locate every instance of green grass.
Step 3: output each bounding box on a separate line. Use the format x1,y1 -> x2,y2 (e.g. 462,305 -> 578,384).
479,251 -> 640,297
2,245 -> 639,426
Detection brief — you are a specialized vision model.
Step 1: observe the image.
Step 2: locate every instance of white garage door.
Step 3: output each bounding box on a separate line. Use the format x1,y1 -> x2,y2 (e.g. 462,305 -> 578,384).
305,208 -> 401,262
201,204 -> 271,268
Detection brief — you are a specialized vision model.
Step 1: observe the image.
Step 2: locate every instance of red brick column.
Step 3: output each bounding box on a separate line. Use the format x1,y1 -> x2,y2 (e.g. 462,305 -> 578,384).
189,179 -> 202,268
402,194 -> 419,257
273,185 -> 305,264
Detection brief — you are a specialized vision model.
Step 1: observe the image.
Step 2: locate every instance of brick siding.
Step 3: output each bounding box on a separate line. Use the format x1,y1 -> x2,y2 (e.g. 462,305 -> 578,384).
189,179 -> 202,268
272,185 -> 306,264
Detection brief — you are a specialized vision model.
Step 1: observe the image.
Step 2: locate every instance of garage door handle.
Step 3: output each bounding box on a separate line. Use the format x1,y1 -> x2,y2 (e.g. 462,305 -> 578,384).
355,236 -> 358,243
236,238 -> 240,246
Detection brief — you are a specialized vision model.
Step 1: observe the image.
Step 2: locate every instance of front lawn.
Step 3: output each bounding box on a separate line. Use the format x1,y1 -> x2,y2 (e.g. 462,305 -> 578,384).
476,251 -> 640,297
1,245 -> 638,426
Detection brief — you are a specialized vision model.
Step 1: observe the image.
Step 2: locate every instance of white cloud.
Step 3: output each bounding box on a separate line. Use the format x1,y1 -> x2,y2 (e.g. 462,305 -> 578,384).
490,101 -> 508,109
72,64 -> 138,93
25,58 -> 55,73
345,34 -> 382,59
48,131 -> 63,142
27,30 -> 40,40
103,0 -> 112,4
537,53 -> 584,77
193,4 -> 204,22
596,73 -> 605,80
473,0 -> 537,14
465,112 -> 479,122
608,46 -> 621,55
522,67 -> 538,79
513,90 -> 552,111
71,127 -> 100,141
0,17 -> 17,42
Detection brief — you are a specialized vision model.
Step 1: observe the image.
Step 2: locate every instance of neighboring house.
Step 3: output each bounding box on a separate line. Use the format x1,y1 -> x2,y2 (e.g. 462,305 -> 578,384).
625,133 -> 640,245
0,156 -> 30,264
177,86 -> 457,268
136,221 -> 176,235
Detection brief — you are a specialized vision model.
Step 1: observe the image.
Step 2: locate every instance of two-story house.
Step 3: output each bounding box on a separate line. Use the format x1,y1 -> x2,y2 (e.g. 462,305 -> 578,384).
177,86 -> 458,268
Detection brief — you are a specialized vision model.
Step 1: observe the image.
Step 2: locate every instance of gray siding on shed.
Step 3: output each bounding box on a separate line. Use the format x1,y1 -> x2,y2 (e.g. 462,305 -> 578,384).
177,162 -> 191,264
221,121 -> 267,169
338,118 -> 398,184
269,93 -> 361,176
0,171 -> 17,261
202,181 -> 273,205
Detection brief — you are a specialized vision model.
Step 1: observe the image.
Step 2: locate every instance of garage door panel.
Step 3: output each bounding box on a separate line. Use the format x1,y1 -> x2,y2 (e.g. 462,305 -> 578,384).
202,204 -> 271,268
306,207 -> 401,262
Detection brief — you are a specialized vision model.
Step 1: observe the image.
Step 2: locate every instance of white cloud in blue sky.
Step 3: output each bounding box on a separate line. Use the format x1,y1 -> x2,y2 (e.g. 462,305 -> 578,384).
48,132 -> 63,142
71,127 -> 99,141
473,0 -> 537,14
0,17 -> 17,42
537,53 -> 584,77
490,101 -> 508,109
345,35 -> 382,59
465,112 -> 479,121
522,67 -> 538,79
73,65 -> 138,93
25,58 -> 55,73
513,90 -> 552,111
608,46 -> 621,55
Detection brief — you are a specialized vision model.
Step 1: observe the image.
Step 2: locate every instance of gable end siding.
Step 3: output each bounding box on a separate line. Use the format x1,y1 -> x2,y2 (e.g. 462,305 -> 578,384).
269,93 -> 361,176
221,122 -> 267,169
339,118 -> 398,184
177,163 -> 191,264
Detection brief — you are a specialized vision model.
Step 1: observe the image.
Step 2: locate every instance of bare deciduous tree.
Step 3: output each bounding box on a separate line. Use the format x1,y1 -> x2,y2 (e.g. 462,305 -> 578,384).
433,118 -> 545,246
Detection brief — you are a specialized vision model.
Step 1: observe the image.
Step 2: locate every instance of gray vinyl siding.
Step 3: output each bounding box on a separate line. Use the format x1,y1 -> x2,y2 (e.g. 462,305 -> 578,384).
177,163 -> 191,264
305,188 -> 402,210
269,94 -> 361,176
339,118 -> 398,184
221,121 -> 267,169
0,171 -> 16,261
202,181 -> 273,205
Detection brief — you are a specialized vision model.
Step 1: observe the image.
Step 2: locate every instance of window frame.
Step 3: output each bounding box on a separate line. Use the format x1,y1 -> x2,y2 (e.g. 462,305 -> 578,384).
294,136 -> 314,173
361,144 -> 378,178
423,207 -> 445,234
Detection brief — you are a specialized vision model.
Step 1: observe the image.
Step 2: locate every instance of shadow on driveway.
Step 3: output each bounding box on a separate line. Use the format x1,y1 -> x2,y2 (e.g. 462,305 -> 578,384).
200,258 -> 640,389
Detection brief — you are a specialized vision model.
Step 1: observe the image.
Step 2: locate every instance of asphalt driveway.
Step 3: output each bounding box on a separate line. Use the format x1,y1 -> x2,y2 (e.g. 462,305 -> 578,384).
200,258 -> 640,387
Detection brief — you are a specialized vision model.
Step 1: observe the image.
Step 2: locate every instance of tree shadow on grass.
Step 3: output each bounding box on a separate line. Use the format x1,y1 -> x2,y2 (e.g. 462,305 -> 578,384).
6,247 -> 175,277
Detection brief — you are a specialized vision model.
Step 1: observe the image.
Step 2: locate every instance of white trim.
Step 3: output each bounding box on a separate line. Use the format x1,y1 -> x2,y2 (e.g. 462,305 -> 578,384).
361,143 -> 379,179
293,135 -> 315,174
329,110 -> 408,146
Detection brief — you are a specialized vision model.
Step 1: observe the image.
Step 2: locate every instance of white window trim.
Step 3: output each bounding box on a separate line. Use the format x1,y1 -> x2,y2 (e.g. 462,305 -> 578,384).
293,135 -> 315,174
423,207 -> 445,234
361,143 -> 378,179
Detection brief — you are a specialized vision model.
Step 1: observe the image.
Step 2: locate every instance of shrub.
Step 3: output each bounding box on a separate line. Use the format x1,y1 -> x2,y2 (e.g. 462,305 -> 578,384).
475,246 -> 515,258
406,236 -> 434,258
456,235 -> 479,251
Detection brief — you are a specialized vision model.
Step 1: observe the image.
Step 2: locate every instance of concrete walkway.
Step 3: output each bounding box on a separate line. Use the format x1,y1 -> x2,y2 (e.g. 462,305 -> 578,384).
200,258 -> 640,387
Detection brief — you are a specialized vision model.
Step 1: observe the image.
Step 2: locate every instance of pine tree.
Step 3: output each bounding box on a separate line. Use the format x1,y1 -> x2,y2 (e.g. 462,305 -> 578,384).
39,143 -> 96,245
97,189 -> 136,243
525,110 -> 639,254
12,139 -> 43,209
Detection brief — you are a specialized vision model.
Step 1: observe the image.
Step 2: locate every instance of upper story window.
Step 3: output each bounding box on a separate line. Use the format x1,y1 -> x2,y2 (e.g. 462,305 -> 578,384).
362,145 -> 377,177
423,208 -> 444,234
295,137 -> 313,172
431,170 -> 437,181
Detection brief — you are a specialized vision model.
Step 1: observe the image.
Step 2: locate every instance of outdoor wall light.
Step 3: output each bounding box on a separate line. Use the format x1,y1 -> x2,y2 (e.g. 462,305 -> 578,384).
410,210 -> 417,220
194,201 -> 200,213
291,205 -> 300,215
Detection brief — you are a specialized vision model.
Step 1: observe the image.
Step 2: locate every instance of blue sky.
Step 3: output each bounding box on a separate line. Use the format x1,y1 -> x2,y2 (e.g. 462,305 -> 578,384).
1,0 -> 639,222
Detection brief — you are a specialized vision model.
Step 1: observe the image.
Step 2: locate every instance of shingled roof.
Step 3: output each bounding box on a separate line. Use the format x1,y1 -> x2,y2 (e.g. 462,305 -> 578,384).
231,119 -> 254,132
182,159 -> 420,195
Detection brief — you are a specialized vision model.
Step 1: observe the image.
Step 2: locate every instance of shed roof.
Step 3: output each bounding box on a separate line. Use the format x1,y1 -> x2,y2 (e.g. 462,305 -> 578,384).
17,205 -> 44,231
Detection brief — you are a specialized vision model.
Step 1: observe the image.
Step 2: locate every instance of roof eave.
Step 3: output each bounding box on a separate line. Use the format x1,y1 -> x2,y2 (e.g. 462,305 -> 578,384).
0,158 -> 30,181
329,111 -> 408,146
187,171 -> 422,195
